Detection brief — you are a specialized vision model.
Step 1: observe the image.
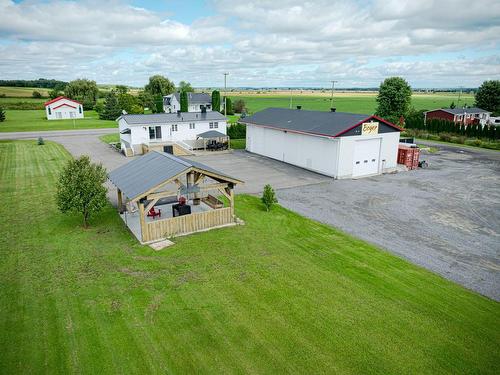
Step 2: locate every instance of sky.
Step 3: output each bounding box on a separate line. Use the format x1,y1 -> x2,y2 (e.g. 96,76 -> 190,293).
0,0 -> 499,88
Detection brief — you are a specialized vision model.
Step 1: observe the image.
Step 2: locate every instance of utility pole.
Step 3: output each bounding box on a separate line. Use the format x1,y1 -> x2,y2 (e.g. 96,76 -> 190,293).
458,86 -> 463,106
223,72 -> 229,116
289,88 -> 293,109
330,80 -> 338,108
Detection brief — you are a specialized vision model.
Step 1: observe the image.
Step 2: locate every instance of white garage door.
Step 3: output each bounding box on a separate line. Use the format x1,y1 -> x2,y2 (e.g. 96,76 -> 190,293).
352,138 -> 381,177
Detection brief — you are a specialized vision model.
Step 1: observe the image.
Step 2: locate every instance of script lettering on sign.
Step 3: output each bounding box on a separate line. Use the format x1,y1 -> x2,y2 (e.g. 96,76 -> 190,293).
361,122 -> 379,135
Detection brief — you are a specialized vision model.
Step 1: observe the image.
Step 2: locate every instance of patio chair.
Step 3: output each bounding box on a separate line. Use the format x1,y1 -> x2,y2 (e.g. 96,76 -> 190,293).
147,207 -> 161,219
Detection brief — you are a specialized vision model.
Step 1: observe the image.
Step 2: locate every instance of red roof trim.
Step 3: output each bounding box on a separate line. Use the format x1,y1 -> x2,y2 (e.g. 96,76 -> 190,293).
53,103 -> 77,110
44,96 -> 82,106
333,115 -> 403,137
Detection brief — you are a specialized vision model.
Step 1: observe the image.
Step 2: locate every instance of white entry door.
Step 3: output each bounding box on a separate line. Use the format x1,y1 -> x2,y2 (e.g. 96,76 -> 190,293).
352,138 -> 381,177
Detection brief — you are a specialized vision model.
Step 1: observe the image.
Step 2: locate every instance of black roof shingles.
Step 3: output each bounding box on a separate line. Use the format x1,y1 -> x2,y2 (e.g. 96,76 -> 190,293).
241,108 -> 379,137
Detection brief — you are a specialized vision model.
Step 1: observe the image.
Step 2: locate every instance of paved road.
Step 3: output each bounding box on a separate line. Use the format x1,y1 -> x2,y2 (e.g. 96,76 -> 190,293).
0,128 -> 117,140
277,147 -> 500,301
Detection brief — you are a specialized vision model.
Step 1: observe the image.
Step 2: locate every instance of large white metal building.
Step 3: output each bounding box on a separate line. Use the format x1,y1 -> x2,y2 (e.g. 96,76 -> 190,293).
240,108 -> 402,179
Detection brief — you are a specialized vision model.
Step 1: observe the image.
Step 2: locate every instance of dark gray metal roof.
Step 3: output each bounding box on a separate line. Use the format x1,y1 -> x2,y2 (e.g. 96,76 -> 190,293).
241,108 -> 380,137
197,130 -> 227,138
118,111 -> 226,126
173,92 -> 211,104
427,107 -> 490,115
108,151 -> 241,200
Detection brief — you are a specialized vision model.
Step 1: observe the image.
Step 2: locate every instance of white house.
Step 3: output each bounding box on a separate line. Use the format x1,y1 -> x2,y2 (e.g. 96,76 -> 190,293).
118,111 -> 228,156
240,107 -> 402,179
44,96 -> 84,120
163,93 -> 212,113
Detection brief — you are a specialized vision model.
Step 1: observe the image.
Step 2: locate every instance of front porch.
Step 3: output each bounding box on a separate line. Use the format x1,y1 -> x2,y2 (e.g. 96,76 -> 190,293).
108,151 -> 243,243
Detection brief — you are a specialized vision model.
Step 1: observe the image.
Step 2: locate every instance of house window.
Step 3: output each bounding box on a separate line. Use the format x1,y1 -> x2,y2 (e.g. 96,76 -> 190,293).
79,105 -> 82,114
189,123 -> 195,129
48,107 -> 51,115
209,122 -> 214,129
172,124 -> 178,132
214,122 -> 218,128
149,126 -> 162,139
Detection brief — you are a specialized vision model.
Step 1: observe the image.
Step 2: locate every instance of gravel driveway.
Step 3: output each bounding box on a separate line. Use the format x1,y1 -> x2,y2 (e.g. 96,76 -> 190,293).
277,145 -> 500,301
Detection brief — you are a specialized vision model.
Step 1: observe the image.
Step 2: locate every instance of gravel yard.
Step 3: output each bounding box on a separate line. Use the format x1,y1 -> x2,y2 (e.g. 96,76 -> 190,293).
277,145 -> 500,300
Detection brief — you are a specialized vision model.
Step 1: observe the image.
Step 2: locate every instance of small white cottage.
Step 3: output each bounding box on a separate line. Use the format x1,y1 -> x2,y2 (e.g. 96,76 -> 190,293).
44,96 -> 84,120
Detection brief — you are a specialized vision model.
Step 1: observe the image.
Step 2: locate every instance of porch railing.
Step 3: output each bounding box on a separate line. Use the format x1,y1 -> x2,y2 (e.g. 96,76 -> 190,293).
143,207 -> 233,242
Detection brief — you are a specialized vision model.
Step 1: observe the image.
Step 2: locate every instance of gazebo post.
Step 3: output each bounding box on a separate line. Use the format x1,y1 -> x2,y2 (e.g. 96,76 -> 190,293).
138,201 -> 147,242
117,189 -> 124,214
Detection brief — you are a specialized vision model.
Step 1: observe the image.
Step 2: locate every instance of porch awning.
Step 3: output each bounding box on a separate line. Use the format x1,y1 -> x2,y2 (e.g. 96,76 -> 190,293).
197,130 -> 228,138
120,128 -> 131,134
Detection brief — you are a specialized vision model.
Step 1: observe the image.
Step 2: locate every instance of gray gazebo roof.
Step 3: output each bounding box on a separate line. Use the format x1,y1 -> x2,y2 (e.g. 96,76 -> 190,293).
197,130 -> 228,138
108,151 -> 241,200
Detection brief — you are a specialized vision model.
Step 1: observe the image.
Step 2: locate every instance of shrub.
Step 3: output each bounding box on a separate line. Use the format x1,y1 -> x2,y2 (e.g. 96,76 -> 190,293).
37,137 -> 44,145
233,99 -> 246,114
261,184 -> 278,211
465,139 -> 483,147
438,133 -> 452,142
0,106 -> 5,122
32,90 -> 42,98
227,123 -> 246,139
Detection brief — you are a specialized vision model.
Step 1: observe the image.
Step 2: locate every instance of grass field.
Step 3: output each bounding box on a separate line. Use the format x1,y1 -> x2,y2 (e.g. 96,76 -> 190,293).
230,93 -> 476,114
1,140 -> 498,374
0,110 -> 116,132
99,133 -> 120,144
0,86 -> 50,98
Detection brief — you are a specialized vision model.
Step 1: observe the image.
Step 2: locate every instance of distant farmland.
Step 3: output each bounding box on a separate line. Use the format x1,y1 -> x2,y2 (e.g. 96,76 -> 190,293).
229,92 -> 476,115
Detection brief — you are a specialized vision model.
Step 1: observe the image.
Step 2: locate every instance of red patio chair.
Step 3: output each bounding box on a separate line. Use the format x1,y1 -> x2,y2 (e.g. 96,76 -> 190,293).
147,207 -> 161,219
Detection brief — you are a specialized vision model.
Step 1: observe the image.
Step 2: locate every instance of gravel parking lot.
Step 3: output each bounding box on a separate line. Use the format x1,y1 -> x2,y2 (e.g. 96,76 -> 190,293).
277,145 -> 500,301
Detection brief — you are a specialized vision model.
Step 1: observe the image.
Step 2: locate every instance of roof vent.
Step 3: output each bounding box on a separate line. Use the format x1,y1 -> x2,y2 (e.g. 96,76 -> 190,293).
296,105 -> 302,110
330,107 -> 336,112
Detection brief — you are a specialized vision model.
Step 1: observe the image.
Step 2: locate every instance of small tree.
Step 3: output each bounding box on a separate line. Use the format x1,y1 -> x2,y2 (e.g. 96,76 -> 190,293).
224,97 -> 234,115
100,91 -> 122,120
212,90 -> 221,112
180,91 -> 188,112
32,90 -> 42,98
0,106 -> 5,122
56,156 -> 107,228
49,88 -> 61,99
450,101 -> 456,109
37,137 -> 44,145
233,99 -> 246,113
261,184 -> 278,211
153,95 -> 164,113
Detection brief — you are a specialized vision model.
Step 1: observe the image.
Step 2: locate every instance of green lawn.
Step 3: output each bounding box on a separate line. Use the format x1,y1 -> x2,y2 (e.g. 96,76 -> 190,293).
0,140 -> 498,374
0,110 -> 116,132
99,133 -> 120,144
230,138 -> 246,149
231,93 -> 476,115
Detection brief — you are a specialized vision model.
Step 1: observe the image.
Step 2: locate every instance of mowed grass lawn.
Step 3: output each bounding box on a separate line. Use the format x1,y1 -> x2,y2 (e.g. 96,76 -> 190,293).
1,141 -> 499,373
231,93 -> 476,114
0,110 -> 116,132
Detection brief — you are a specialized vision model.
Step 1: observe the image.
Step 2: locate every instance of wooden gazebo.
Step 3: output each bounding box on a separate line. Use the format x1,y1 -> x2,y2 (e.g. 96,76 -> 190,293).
108,151 -> 243,243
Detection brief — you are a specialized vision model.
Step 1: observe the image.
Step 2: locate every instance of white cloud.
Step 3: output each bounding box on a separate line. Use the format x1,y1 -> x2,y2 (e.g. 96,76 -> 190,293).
0,0 -> 498,87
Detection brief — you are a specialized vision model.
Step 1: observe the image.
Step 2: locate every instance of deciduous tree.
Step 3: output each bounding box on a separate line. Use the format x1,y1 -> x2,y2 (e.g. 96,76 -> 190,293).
56,156 -> 107,228
375,77 -> 412,120
144,75 -> 175,96
475,80 -> 500,115
178,81 -> 194,92
65,79 -> 99,109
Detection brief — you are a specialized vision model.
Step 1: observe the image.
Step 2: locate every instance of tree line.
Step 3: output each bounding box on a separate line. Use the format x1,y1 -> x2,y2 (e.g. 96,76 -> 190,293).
0,78 -> 67,89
